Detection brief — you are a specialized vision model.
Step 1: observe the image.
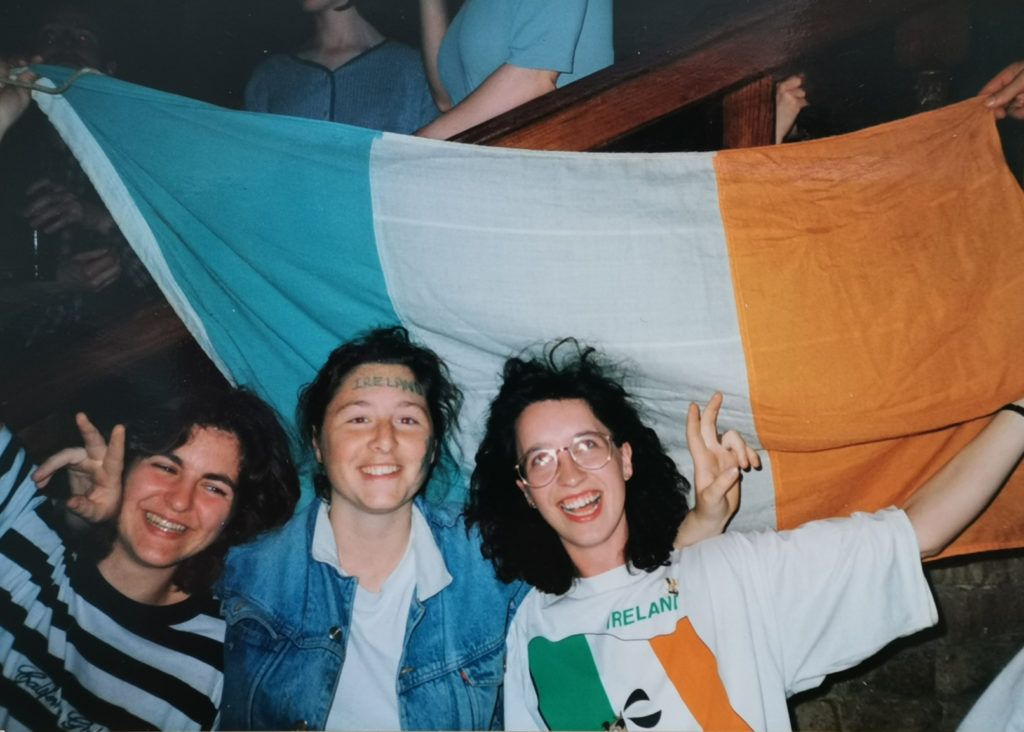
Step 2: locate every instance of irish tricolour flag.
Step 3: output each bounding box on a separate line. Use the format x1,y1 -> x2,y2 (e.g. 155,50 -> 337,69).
31,66 -> 1024,554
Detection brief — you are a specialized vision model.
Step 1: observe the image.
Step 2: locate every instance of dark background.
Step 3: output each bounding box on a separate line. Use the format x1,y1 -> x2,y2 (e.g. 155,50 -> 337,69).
2,7 -> 1024,730
1,0 -> 1020,130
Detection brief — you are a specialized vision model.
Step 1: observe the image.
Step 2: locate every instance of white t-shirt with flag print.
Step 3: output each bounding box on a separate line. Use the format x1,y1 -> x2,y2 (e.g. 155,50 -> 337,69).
504,508 -> 937,731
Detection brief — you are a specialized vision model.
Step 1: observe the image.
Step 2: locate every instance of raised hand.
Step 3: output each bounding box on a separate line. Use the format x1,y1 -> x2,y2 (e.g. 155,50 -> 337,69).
981,61 -> 1024,120
775,74 -> 808,144
686,392 -> 760,531
33,413 -> 126,523
0,60 -> 37,142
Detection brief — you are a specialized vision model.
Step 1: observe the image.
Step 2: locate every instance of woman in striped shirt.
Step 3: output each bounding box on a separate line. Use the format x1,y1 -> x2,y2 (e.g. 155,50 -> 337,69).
0,387 -> 298,730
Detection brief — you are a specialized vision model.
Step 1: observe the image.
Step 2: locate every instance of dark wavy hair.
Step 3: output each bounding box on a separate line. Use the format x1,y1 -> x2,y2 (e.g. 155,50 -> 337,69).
297,326 -> 463,502
467,340 -> 689,595
91,387 -> 300,596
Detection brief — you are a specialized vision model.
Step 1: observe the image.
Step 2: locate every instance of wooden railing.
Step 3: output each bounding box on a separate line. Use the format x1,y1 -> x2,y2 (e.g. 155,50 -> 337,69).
452,0 -> 948,151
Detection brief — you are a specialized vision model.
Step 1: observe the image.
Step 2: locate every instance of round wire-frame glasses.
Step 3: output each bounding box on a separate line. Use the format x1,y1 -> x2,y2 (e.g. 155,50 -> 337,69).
515,432 -> 614,488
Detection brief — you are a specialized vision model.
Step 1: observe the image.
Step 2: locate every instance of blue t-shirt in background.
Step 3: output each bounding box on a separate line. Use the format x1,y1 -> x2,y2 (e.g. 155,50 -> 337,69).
437,0 -> 613,106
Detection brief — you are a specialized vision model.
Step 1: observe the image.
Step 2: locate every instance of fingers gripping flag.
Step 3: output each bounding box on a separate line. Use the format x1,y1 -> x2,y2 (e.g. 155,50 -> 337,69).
31,66 -> 1024,555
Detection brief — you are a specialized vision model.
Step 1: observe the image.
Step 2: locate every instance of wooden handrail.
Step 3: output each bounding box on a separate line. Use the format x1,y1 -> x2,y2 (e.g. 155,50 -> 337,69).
452,0 -> 945,151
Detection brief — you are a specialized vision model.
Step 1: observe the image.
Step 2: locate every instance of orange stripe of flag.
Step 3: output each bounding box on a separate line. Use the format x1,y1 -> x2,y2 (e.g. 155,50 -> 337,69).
715,99 -> 1024,451
713,99 -> 1024,554
771,417 -> 1024,558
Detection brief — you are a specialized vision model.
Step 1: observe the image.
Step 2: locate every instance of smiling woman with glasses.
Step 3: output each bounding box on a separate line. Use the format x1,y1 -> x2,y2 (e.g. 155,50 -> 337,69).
467,338 -> 1024,732
469,339 -> 749,595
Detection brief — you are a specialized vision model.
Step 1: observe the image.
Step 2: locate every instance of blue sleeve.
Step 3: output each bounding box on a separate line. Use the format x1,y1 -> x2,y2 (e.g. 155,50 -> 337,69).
507,0 -> 589,73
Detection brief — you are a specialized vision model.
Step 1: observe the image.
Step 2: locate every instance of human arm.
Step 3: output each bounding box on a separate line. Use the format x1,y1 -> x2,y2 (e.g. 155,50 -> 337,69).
32,412 -> 126,523
902,401 -> 1024,557
0,61 -> 36,143
981,61 -> 1024,120
0,426 -> 38,538
419,0 -> 452,112
675,392 -> 760,548
414,62 -> 557,139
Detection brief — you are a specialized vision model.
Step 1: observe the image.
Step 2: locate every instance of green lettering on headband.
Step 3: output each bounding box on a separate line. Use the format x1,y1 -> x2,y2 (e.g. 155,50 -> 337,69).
352,375 -> 425,396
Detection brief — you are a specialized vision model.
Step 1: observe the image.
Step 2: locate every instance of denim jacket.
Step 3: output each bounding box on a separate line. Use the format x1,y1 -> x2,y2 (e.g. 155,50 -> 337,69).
218,497 -> 526,731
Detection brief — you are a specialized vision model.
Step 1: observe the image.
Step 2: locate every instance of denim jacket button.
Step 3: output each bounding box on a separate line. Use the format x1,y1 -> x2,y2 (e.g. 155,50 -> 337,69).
293,720 -> 309,730
329,626 -> 343,641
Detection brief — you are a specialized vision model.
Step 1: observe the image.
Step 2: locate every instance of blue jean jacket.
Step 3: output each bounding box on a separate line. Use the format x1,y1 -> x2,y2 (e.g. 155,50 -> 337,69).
217,498 -> 526,730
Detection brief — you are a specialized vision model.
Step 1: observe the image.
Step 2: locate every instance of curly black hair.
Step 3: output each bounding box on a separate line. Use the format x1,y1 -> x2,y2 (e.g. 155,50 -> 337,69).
90,386 -> 300,596
297,326 -> 463,502
467,339 -> 689,595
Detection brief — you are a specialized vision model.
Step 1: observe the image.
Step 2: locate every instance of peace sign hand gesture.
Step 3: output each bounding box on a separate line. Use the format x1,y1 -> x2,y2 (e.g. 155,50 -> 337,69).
685,392 -> 760,532
33,413 -> 126,523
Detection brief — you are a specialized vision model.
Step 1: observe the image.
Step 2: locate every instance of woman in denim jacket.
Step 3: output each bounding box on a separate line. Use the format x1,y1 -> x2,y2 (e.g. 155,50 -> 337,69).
217,327 -> 730,730
218,327 -> 525,730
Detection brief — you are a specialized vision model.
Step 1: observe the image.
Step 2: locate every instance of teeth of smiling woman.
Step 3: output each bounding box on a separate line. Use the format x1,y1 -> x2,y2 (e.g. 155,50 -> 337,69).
362,464 -> 400,476
146,512 -> 186,533
560,492 -> 601,514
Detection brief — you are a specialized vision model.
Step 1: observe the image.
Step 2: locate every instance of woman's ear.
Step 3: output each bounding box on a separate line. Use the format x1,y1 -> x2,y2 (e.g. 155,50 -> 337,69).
620,442 -> 633,480
312,431 -> 323,464
517,480 -> 537,509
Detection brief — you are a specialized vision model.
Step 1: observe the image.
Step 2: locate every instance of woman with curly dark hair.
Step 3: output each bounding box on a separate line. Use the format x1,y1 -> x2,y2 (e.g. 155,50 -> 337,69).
468,339 -> 750,596
470,340 -> 1024,732
4,387 -> 299,731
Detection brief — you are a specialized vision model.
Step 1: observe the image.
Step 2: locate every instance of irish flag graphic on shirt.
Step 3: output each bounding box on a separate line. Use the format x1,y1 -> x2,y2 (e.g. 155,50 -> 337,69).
528,618 -> 751,731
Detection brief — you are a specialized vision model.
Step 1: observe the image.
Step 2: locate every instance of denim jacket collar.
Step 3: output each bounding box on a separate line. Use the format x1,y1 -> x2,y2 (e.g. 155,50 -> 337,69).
310,500 -> 452,601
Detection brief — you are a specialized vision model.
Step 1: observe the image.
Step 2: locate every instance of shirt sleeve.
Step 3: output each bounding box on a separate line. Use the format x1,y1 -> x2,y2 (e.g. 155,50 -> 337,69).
504,603 -> 547,731
0,427 -> 42,539
686,508 -> 938,696
763,509 -> 936,694
507,0 -> 589,74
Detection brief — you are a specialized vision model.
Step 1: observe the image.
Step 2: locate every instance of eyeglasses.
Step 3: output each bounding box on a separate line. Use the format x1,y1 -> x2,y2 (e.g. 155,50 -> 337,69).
515,432 -> 614,488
